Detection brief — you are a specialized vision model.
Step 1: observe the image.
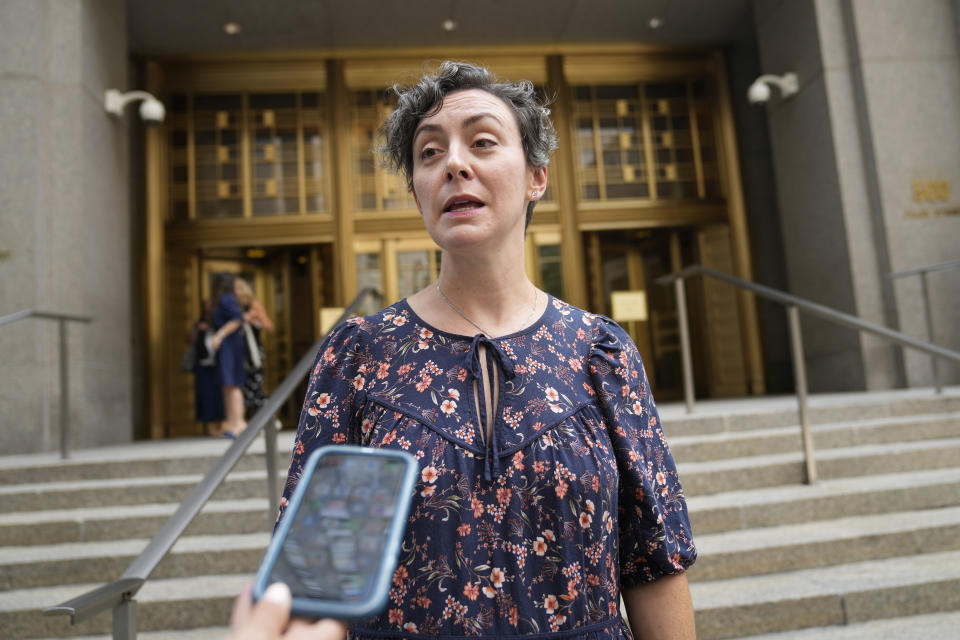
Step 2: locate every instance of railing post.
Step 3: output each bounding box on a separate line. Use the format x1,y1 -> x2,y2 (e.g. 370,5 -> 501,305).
674,277 -> 695,414
787,306 -> 816,484
112,597 -> 136,640
264,419 -> 279,522
58,318 -> 70,460
919,270 -> 941,394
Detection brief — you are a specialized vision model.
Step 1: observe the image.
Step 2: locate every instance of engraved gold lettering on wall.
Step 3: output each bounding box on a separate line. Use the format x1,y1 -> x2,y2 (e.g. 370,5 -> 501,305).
906,178 -> 954,219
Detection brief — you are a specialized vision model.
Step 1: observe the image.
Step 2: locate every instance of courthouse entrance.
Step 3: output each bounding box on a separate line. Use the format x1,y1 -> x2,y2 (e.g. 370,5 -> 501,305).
145,48 -> 766,438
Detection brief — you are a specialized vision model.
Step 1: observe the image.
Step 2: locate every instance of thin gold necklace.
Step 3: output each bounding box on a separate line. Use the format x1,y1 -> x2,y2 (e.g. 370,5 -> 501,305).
435,280 -> 539,338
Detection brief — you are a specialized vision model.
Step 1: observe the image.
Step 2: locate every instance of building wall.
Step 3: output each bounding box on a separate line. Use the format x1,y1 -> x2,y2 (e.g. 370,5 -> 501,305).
753,0 -> 960,391
753,0 -> 869,391
0,0 -> 133,454
848,0 -> 960,386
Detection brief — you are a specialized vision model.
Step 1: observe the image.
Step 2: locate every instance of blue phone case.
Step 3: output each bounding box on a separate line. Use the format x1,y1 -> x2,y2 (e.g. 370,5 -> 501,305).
252,445 -> 418,620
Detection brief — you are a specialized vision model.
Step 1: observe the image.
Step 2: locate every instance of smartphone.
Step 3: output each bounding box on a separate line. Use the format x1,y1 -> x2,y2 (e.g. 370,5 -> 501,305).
252,445 -> 418,619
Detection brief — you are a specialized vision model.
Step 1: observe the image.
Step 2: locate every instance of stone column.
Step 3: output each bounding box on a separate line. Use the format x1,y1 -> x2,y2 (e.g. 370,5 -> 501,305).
0,0 -> 133,454
752,0 -> 960,390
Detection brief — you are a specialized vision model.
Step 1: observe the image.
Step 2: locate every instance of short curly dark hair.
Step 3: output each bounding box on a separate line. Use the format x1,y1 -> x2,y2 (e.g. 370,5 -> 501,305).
380,60 -> 558,228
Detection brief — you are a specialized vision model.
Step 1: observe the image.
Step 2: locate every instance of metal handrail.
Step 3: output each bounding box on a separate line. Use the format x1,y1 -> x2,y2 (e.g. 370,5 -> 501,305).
42,288 -> 379,638
656,265 -> 960,485
0,310 -> 93,459
888,258 -> 960,279
888,258 -> 959,393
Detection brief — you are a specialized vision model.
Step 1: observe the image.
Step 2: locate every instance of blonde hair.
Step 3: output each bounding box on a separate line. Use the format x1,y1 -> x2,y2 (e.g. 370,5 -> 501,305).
234,277 -> 254,306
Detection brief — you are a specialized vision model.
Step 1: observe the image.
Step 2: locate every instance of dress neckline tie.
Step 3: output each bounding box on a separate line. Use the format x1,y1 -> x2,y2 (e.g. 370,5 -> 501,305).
465,334 -> 515,481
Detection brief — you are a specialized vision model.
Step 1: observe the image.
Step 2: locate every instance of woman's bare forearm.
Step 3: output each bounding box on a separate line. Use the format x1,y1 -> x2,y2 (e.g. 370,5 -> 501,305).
622,573 -> 696,640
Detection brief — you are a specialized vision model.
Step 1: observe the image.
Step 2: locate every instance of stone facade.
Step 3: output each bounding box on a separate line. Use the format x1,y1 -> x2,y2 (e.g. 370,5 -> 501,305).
0,0 -> 133,454
754,0 -> 960,391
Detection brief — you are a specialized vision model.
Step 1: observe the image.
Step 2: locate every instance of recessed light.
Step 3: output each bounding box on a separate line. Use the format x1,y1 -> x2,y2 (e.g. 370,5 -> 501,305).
442,19 -> 457,32
223,22 -> 242,35
648,16 -> 663,29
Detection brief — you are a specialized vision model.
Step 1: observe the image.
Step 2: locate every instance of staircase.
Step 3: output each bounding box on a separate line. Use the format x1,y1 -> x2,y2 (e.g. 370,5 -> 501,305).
1,388 -> 959,639
0,435 -> 292,639
662,387 -> 960,639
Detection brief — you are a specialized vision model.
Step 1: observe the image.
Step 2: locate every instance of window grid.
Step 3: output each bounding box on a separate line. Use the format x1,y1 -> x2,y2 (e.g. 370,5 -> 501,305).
351,90 -> 416,212
167,91 -> 331,220
571,79 -> 722,203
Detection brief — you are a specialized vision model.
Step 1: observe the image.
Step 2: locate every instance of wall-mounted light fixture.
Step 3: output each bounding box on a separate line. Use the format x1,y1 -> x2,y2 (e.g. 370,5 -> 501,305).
104,89 -> 166,123
747,73 -> 799,104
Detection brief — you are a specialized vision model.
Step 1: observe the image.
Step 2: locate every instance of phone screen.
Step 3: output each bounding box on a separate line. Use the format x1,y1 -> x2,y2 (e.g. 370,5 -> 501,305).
266,452 -> 411,604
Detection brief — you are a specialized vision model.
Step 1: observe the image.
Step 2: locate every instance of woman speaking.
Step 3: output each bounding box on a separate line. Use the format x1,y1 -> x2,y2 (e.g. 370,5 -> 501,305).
278,61 -> 697,640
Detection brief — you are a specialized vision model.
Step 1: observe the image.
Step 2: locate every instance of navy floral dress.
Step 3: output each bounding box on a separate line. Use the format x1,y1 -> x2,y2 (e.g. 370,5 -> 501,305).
279,296 -> 696,639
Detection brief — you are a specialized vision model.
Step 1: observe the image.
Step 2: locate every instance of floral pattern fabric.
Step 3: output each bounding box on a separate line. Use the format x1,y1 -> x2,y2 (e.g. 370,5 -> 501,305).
279,296 -> 696,639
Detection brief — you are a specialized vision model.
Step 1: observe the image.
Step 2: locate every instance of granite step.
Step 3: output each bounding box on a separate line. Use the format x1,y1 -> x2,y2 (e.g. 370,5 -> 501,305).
0,533 -> 270,590
689,505 -> 960,581
734,610 -> 960,639
0,499 -> 272,547
687,467 -> 960,534
0,573 -> 249,638
0,470 -> 286,513
679,436 -> 960,496
0,434 -> 295,486
691,549 -> 960,639
669,412 -> 959,463
661,389 -> 960,437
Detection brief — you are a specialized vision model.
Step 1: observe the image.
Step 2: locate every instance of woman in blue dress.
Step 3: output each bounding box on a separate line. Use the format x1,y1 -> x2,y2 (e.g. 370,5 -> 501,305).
279,61 -> 697,639
210,272 -> 248,438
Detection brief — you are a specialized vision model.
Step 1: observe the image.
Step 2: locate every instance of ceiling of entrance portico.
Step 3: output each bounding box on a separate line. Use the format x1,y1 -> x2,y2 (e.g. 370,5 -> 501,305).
128,0 -> 752,57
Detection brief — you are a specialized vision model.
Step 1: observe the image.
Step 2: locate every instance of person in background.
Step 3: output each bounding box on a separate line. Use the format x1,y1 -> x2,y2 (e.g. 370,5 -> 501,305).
209,272 -> 247,438
234,277 -> 276,424
278,61 -> 696,640
190,304 -> 225,435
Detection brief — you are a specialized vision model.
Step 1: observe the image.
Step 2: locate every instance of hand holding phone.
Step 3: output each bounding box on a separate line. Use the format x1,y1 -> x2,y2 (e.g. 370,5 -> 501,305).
253,446 -> 418,620
229,582 -> 346,640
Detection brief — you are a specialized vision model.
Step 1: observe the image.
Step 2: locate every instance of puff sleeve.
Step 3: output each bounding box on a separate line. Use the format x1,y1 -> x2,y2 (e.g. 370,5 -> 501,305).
277,319 -> 369,524
588,316 -> 696,587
